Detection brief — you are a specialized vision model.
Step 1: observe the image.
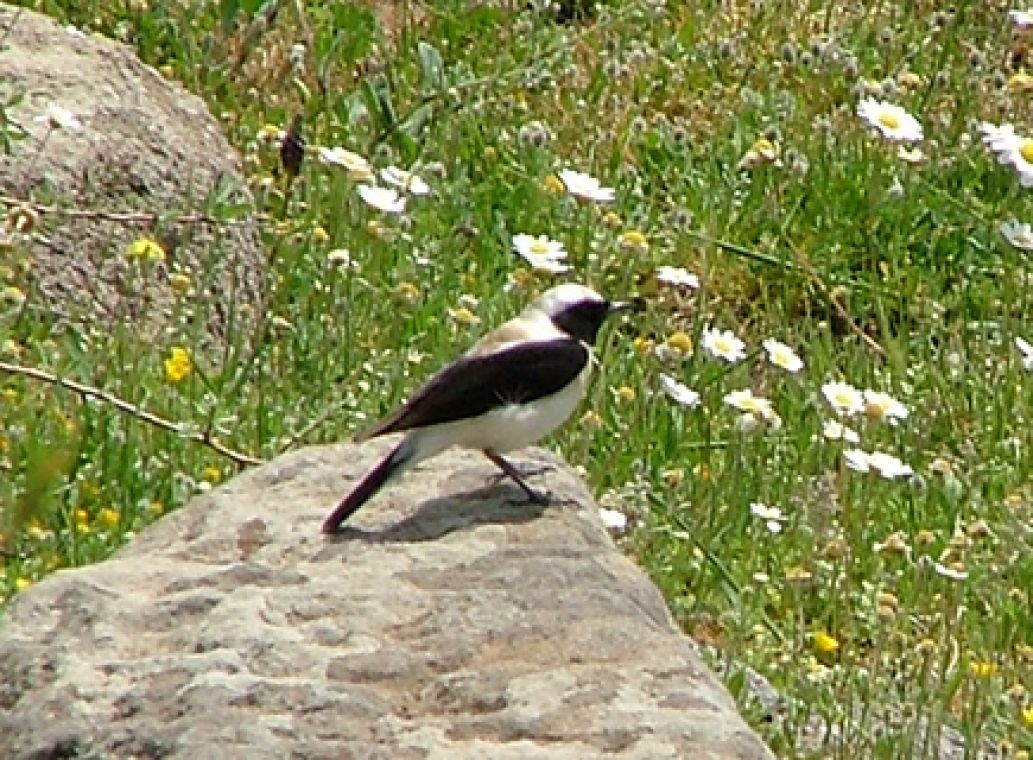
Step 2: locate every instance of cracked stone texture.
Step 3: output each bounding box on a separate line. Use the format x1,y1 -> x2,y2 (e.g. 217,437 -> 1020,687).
0,4 -> 263,336
0,442 -> 775,759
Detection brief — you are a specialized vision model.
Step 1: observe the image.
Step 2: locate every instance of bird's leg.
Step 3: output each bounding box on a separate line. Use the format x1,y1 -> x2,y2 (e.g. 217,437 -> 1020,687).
483,451 -> 550,504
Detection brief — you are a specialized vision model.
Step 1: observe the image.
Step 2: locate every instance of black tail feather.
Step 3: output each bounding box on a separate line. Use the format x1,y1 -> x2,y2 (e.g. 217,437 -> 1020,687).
322,441 -> 412,533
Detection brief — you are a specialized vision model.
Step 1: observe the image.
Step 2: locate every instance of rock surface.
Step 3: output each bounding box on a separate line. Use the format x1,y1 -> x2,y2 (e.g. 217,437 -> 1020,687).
0,3 -> 263,335
0,441 -> 774,759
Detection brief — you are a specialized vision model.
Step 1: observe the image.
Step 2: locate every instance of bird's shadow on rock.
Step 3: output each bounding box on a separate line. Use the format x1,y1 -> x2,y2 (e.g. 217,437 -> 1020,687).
324,481 -> 567,544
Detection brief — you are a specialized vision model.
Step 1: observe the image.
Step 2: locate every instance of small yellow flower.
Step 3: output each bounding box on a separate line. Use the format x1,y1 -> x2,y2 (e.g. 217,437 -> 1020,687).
665,331 -> 693,354
966,519 -> 991,538
26,522 -> 50,540
739,137 -> 780,169
785,565 -> 813,583
15,577 -> 31,591
311,225 -> 330,243
1022,705 -> 1033,727
631,335 -> 654,353
148,500 -> 165,516
259,123 -> 284,141
915,528 -> 937,547
602,211 -> 622,229
203,465 -> 222,484
2,285 -> 26,303
127,237 -> 166,262
876,591 -> 899,610
1004,492 -> 1025,510
969,660 -> 998,679
821,540 -> 847,559
875,530 -> 909,554
614,385 -> 636,404
393,281 -> 420,303
662,468 -> 685,488
365,220 -> 386,239
74,508 -> 89,527
98,508 -> 120,529
619,230 -> 649,252
814,631 -> 840,654
542,174 -> 566,195
1009,72 -> 1033,91
163,347 -> 193,383
168,272 -> 193,296
448,306 -> 480,326
580,410 -> 602,430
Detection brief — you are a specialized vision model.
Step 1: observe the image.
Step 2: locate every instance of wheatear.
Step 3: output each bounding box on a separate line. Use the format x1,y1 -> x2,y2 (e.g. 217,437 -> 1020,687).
322,283 -> 626,533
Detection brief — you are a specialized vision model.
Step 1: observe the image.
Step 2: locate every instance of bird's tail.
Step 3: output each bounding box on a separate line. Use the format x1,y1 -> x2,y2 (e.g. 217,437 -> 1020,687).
322,439 -> 414,533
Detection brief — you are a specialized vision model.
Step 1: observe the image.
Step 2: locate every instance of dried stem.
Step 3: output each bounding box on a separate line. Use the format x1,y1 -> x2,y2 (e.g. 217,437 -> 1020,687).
0,360 -> 265,467
0,194 -> 264,229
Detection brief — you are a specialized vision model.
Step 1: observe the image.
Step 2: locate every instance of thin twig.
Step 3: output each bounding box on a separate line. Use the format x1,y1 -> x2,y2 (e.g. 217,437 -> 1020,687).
786,240 -> 888,358
0,360 -> 265,467
688,227 -> 887,358
0,195 -> 263,228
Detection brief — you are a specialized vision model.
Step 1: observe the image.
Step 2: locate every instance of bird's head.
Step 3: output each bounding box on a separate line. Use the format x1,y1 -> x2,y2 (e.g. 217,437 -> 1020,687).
530,282 -> 631,345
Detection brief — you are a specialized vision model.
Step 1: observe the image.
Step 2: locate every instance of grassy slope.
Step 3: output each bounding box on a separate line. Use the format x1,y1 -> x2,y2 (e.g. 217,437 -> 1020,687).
2,1 -> 1033,756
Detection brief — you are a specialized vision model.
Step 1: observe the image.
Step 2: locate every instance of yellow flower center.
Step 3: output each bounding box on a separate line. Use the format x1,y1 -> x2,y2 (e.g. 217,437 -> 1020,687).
877,112 -> 901,130
529,240 -> 550,255
1020,139 -> 1033,164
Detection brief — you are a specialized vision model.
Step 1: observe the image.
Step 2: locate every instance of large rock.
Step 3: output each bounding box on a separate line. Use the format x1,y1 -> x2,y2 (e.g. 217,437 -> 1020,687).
0,441 -> 774,759
0,4 -> 263,335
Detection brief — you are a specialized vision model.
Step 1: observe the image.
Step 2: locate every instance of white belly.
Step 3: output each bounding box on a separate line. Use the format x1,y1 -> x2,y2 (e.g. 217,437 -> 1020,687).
408,367 -> 590,460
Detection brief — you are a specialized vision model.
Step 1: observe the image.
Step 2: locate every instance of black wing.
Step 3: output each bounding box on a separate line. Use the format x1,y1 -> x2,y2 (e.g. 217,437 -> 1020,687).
360,338 -> 589,439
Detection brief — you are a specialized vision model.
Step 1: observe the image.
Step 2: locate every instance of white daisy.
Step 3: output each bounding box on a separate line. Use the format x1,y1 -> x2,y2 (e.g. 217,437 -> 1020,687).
599,507 -> 628,532
702,326 -> 747,363
762,338 -> 804,373
978,122 -> 1033,187
821,420 -> 860,444
867,450 -> 914,479
1010,9 -> 1033,29
557,169 -> 615,203
319,147 -> 376,182
357,184 -> 406,213
897,146 -> 925,163
862,390 -> 909,424
659,374 -> 701,408
724,389 -> 782,430
822,381 -> 864,417
932,561 -> 968,581
327,249 -> 357,269
380,166 -> 430,196
857,98 -> 923,142
844,448 -> 871,473
1016,336 -> 1033,371
656,265 -> 700,289
1000,219 -> 1033,250
750,502 -> 786,534
511,233 -> 569,273
844,448 -> 913,479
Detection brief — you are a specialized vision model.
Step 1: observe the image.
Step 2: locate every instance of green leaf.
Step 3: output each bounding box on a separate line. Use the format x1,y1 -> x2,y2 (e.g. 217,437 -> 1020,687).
417,41 -> 445,91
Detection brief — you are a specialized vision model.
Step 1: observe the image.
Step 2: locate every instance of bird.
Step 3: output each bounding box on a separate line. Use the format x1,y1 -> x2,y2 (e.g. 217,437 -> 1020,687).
322,282 -> 628,533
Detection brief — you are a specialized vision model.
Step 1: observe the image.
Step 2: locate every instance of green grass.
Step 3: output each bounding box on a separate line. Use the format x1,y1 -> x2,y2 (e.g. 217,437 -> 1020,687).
3,0 -> 1033,756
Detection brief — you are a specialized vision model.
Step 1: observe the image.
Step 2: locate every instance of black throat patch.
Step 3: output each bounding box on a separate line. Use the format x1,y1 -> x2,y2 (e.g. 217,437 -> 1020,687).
549,300 -> 612,345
